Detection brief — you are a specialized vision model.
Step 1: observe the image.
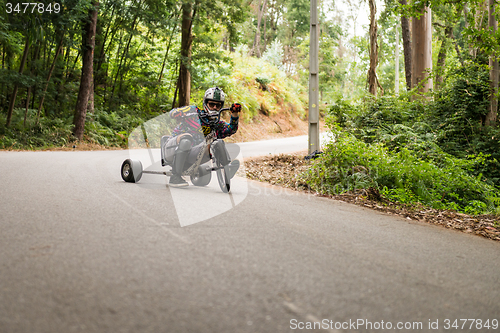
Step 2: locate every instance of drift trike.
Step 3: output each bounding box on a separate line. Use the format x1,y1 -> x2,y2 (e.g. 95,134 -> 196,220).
120,108 -> 239,193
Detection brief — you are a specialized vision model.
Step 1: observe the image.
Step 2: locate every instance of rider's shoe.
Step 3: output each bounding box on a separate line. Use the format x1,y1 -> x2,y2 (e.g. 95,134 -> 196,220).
168,174 -> 188,187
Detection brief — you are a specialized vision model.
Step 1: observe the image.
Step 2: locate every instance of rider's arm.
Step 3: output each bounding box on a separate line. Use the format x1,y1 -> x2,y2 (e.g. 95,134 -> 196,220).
216,115 -> 239,139
169,105 -> 195,119
170,105 -> 200,137
215,103 -> 241,138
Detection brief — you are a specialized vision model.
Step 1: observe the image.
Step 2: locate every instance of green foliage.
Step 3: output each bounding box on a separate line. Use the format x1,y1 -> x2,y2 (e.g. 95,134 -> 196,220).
304,124 -> 499,214
224,52 -> 307,121
285,0 -> 310,36
261,39 -> 285,70
0,107 -> 142,149
0,108 -> 73,149
0,0 -> 252,147
305,60 -> 500,215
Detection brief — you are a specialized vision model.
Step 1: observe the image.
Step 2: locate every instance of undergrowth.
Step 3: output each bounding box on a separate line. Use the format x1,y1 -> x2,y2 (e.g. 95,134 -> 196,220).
222,52 -> 307,121
303,124 -> 500,215
304,62 -> 500,215
0,108 -> 143,149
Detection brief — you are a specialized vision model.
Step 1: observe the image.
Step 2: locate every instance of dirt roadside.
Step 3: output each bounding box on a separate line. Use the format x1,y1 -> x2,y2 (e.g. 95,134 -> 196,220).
243,152 -> 500,242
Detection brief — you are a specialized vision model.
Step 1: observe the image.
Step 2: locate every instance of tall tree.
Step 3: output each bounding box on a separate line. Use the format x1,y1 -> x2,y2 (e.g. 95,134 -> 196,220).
73,1 -> 99,140
486,0 -> 498,126
177,1 -> 196,107
367,0 -> 379,96
395,23 -> 400,95
411,6 -> 432,95
434,22 -> 453,89
399,0 -> 412,91
37,36 -> 64,122
251,0 -> 267,57
6,35 -> 29,127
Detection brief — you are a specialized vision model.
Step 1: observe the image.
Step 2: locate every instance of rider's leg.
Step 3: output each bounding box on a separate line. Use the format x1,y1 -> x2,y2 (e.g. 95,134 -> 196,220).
186,142 -> 210,166
173,137 -> 193,174
163,136 -> 180,165
169,135 -> 193,187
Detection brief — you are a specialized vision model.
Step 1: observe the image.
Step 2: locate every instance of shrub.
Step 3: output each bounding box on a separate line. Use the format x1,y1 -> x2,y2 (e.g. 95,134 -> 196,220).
303,124 -> 500,214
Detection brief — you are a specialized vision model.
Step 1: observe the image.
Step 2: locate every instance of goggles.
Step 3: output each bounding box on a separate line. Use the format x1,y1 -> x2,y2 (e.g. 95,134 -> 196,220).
207,101 -> 222,110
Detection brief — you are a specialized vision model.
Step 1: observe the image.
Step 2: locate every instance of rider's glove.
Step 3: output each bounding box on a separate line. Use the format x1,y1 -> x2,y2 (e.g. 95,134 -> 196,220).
231,103 -> 242,113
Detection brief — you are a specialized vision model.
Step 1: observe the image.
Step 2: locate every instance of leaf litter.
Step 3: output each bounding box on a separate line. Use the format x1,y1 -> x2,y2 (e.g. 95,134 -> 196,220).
244,153 -> 500,242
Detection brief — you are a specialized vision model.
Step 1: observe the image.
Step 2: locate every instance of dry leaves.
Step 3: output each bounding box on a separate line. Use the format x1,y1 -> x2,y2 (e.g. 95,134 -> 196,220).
245,153 -> 500,242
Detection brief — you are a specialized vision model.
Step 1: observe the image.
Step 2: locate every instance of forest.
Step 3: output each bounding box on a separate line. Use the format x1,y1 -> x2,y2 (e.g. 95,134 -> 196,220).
0,0 -> 499,214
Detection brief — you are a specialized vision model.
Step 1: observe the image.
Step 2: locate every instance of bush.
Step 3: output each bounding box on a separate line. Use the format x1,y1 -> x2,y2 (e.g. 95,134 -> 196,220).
226,52 -> 307,120
0,109 -> 73,149
303,124 -> 500,214
314,60 -> 500,215
0,107 -> 143,149
328,73 -> 500,190
312,62 -> 500,214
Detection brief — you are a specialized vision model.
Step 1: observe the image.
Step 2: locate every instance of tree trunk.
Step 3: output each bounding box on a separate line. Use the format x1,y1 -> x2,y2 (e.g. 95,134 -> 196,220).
158,12 -> 179,82
411,6 -> 432,96
158,36 -> 173,82
395,24 -> 399,95
400,0 -> 412,91
367,0 -> 378,96
6,36 -> 30,127
37,37 -> 64,122
24,87 -> 31,127
111,15 -> 138,99
471,1 -> 488,58
435,25 -> 453,89
172,71 -> 180,109
251,0 -> 267,57
95,4 -> 116,75
87,80 -> 94,114
73,1 -> 99,141
178,2 -> 196,107
262,4 -> 268,54
486,0 -> 498,126
24,41 -> 40,126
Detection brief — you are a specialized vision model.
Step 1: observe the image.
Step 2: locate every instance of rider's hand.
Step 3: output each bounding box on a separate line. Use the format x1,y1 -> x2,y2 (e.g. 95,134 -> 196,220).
230,103 -> 242,116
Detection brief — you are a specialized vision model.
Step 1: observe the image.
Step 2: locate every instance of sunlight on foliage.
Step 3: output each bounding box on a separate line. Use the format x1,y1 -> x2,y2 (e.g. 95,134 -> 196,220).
221,51 -> 307,121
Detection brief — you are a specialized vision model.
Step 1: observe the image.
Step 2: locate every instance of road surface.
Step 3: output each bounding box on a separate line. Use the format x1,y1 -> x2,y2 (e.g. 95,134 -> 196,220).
0,136 -> 499,333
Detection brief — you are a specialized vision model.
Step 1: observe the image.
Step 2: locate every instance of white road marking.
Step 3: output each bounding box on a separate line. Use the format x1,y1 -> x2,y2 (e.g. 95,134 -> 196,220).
283,301 -> 342,333
106,188 -> 190,244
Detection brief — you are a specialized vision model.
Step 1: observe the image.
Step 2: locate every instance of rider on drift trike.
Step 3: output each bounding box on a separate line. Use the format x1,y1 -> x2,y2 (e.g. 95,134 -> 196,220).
161,87 -> 242,188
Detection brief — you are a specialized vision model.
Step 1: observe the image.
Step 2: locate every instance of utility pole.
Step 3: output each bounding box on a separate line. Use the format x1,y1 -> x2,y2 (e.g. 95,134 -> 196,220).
309,0 -> 320,154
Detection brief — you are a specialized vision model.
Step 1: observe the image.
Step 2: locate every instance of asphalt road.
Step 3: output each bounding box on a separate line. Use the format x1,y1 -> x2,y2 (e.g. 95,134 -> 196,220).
237,133 -> 331,157
0,137 -> 499,333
